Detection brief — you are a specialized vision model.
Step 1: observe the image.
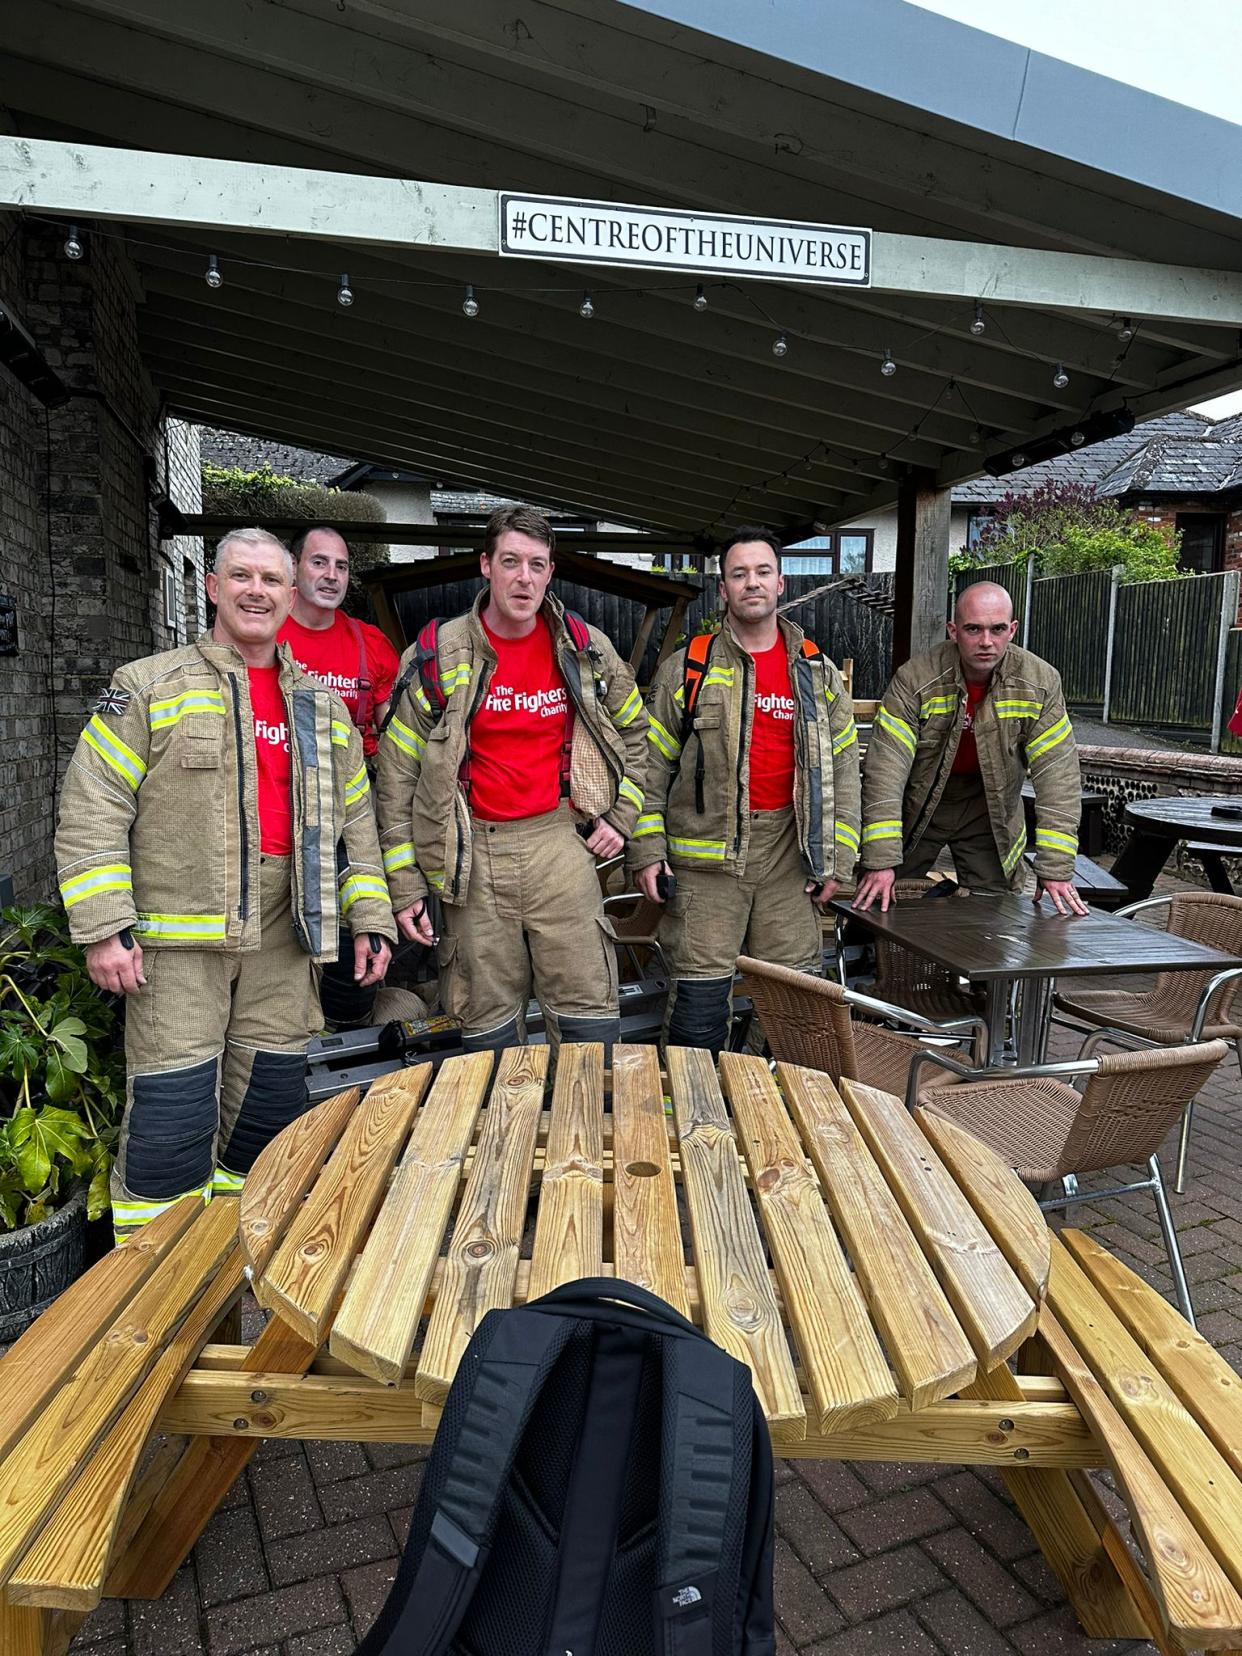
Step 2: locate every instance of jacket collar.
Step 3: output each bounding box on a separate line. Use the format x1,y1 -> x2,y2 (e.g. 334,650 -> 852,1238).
717,611 -> 805,661
195,634 -> 307,691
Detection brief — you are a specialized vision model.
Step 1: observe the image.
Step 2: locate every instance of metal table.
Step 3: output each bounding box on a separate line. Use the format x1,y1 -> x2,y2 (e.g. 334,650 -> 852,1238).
834,893 -> 1242,1063
1112,795 -> 1242,900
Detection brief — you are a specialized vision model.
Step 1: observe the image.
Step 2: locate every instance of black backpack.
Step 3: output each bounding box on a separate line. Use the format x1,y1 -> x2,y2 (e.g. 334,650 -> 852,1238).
355,1278 -> 776,1656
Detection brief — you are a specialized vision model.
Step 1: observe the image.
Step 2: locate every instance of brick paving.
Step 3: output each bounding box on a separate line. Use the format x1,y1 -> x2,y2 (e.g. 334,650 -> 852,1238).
66,877 -> 1242,1654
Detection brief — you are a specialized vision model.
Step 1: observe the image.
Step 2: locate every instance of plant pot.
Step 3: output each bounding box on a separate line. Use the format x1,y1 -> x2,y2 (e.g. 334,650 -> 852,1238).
0,1185 -> 88,1343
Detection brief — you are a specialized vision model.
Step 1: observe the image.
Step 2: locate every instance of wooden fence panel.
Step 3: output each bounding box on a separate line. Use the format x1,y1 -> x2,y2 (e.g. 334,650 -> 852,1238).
395,571 -> 896,695
1027,571 -> 1112,715
1110,575 -> 1228,731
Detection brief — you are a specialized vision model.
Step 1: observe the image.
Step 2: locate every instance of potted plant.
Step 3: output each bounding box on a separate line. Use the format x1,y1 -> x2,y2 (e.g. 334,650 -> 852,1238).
0,902 -> 124,1340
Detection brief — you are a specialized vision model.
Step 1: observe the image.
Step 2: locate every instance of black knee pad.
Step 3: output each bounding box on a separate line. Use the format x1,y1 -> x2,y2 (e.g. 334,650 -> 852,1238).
127,1057 -> 218,1198
553,1012 -> 621,1060
220,1049 -> 309,1174
667,976 -> 733,1056
461,1015 -> 521,1061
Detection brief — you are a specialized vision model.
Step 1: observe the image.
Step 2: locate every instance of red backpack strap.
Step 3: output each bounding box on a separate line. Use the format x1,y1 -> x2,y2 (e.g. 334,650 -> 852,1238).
800,636 -> 822,663
343,613 -> 374,732
563,608 -> 592,652
415,618 -> 446,711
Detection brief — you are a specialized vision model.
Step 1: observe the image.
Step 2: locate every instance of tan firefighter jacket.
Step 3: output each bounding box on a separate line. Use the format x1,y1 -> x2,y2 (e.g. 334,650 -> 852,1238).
627,616 -> 861,884
375,591 -> 649,909
55,638 -> 396,961
861,640 -> 1081,884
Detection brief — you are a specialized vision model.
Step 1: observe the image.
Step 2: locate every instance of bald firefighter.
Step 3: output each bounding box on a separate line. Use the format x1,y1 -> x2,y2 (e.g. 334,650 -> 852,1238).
855,580 -> 1085,915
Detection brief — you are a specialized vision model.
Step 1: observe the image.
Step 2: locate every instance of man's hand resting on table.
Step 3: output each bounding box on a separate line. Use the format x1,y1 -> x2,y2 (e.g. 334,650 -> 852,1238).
1034,879 -> 1089,917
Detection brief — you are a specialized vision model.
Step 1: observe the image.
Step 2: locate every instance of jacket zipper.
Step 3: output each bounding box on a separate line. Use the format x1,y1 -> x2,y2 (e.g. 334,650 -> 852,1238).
228,673 -> 251,922
453,661 -> 492,899
734,651 -> 752,854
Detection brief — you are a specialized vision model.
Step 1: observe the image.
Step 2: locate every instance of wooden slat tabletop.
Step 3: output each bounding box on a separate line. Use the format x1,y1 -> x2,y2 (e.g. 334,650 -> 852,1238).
241,1045 -> 1047,1436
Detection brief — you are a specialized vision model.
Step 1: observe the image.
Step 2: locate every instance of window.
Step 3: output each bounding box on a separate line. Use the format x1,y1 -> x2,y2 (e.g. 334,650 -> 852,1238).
966,508 -> 994,549
783,529 -> 873,576
1176,513 -> 1225,574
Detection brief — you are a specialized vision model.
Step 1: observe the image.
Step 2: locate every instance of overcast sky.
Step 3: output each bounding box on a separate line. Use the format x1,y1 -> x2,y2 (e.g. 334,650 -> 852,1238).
907,1 -> 1242,418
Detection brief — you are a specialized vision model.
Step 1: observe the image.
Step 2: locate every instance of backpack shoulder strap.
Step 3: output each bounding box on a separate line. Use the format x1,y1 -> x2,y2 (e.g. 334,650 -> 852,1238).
800,636 -> 823,663
342,613 -> 374,732
355,1305 -> 574,1656
376,618 -> 443,739
679,630 -> 717,746
563,607 -> 592,652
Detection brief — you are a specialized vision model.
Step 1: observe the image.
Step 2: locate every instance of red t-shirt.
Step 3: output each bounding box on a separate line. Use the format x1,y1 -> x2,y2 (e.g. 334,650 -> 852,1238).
748,641 -> 797,811
951,680 -> 988,775
248,666 -> 293,855
468,616 -> 570,822
278,610 -> 399,756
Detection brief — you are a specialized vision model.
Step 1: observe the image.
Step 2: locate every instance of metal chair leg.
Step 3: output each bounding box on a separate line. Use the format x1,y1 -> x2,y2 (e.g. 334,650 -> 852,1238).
1175,1098 -> 1194,1194
1150,1155 -> 1195,1327
1061,1172 -> 1080,1199
1077,1027 -> 1108,1060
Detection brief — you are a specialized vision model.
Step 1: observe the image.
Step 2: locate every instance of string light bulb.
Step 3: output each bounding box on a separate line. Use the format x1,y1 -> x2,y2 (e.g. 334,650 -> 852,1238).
877,455 -> 890,472
880,348 -> 897,378
1052,361 -> 1070,390
693,284 -> 708,312
969,426 -> 984,446
579,290 -> 595,319
63,224 -> 83,261
969,300 -> 986,336
1070,428 -> 1086,447
462,284 -> 479,318
944,379 -> 956,402
1010,451 -> 1027,469
1116,317 -> 1134,342
337,274 -> 354,307
205,255 -> 223,290
772,332 -> 789,358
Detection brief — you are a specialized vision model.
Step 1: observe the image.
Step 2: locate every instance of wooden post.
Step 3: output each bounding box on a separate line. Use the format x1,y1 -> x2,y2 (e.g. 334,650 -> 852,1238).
892,468 -> 951,670
628,604 -> 660,674
653,593 -> 692,673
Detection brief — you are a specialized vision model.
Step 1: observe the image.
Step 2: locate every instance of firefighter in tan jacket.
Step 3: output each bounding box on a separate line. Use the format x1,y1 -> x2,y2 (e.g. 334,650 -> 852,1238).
55,529 -> 397,1240
375,506 -> 649,1058
630,527 -> 861,1054
855,581 -> 1085,916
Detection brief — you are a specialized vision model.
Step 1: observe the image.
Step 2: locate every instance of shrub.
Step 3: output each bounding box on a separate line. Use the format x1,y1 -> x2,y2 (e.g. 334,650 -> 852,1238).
961,481 -> 1183,583
200,465 -> 390,571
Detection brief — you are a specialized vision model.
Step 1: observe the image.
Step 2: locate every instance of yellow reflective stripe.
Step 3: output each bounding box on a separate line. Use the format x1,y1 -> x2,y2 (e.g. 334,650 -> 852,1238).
112,1185 -> 211,1233
83,716 -> 147,789
338,874 -> 389,914
383,842 -> 416,873
703,667 -> 734,686
672,684 -> 686,707
148,691 -> 226,729
438,663 -> 472,696
995,699 -> 1043,720
611,688 -> 643,729
59,863 -> 133,906
634,813 -> 664,837
919,695 -> 957,718
330,719 -> 351,747
1026,716 -> 1072,762
835,822 -> 860,850
1002,830 -> 1028,874
133,912 -> 227,940
1036,828 -> 1079,855
824,682 -> 837,704
876,708 -> 917,755
210,1167 -> 245,1193
384,716 -> 426,759
425,868 -> 446,891
344,764 -> 370,806
862,820 -> 902,843
831,720 -> 857,755
647,717 -> 681,760
667,836 -> 726,860
618,776 -> 643,809
413,684 -> 432,714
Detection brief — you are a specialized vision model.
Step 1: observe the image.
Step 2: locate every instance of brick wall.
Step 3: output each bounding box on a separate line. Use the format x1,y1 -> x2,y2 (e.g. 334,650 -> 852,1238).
0,216 -> 202,900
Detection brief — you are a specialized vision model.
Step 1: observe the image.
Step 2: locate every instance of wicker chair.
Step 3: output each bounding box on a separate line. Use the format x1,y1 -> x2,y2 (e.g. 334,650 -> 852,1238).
908,1039 -> 1230,1324
1052,893 -> 1242,1191
735,956 -> 987,1096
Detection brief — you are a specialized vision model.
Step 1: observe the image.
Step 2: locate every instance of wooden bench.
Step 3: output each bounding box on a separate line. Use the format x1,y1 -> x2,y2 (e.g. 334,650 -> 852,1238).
4,1051 -> 1242,1654
1186,840 -> 1239,895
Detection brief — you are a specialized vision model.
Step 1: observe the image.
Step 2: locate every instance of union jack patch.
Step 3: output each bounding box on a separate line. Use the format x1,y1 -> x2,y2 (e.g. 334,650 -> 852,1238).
91,686 -> 132,716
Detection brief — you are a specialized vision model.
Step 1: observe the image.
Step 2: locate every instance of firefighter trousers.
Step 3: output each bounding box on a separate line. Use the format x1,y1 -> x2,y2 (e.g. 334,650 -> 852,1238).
897,772 -> 1019,894
437,805 -> 620,1060
658,807 -> 823,1056
112,854 -> 319,1241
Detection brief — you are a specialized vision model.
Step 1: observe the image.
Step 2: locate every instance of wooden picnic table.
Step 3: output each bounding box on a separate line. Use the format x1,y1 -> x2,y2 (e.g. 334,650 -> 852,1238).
1112,794 -> 1242,899
834,892 -> 1242,1064
12,1046 -> 1242,1652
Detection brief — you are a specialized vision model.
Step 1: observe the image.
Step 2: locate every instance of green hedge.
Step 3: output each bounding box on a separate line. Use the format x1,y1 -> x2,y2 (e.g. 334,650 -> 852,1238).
201,465 -> 389,570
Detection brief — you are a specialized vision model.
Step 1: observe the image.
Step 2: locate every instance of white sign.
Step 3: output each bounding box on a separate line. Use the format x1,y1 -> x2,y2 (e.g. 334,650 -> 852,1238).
499,194 -> 871,287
